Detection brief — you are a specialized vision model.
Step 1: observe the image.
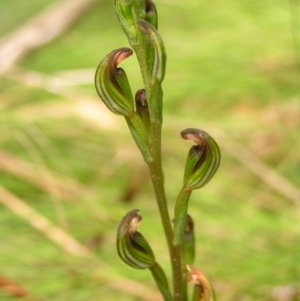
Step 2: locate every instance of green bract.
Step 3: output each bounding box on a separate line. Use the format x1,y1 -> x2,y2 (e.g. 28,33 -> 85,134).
138,20 -> 166,83
181,128 -> 221,190
95,47 -> 134,116
132,0 -> 147,20
114,0 -> 137,44
173,188 -> 191,246
182,215 -> 195,265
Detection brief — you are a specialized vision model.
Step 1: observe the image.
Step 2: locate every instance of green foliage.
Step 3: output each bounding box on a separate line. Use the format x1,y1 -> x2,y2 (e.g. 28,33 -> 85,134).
0,0 -> 299,300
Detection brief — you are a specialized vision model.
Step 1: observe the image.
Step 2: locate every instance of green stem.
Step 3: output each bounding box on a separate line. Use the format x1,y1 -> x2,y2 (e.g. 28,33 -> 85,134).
150,262 -> 173,301
147,159 -> 184,301
146,121 -> 186,301
130,23 -> 185,301
125,112 -> 152,162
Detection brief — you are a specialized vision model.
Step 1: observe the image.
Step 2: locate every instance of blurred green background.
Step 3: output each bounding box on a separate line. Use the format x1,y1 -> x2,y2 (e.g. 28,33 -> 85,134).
0,0 -> 299,300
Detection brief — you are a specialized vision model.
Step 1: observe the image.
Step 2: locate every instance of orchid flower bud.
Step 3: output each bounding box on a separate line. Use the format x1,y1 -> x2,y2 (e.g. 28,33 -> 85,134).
181,128 -> 220,190
187,265 -> 216,301
114,0 -> 137,43
95,48 -> 134,116
173,129 -> 220,246
145,0 -> 158,29
135,89 -> 148,110
117,210 -> 172,300
135,89 -> 151,137
117,209 -> 155,269
132,0 -> 147,20
138,20 -> 166,83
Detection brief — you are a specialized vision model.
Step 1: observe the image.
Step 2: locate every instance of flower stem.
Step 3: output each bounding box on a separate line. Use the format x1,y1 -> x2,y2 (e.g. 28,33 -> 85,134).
146,121 -> 186,301
147,161 -> 184,301
130,25 -> 186,301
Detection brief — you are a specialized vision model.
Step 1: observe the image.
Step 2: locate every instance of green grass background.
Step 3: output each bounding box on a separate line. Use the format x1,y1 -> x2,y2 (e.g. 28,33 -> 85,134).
0,0 -> 299,300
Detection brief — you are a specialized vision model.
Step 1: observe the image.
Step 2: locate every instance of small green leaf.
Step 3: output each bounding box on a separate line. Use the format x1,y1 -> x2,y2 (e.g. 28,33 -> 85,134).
138,20 -> 166,83
95,48 -> 134,116
181,128 -> 220,190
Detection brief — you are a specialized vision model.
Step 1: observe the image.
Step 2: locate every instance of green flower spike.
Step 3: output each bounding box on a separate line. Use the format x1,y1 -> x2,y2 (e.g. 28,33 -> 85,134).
145,0 -> 158,29
114,0 -> 137,44
181,128 -> 220,190
173,128 -> 220,246
95,47 -> 134,116
117,210 -> 172,301
187,266 -> 215,301
138,19 -> 166,84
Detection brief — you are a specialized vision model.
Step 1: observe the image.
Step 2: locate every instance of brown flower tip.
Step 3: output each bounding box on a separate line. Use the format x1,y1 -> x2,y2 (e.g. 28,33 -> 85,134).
114,47 -> 133,66
180,128 -> 208,147
135,89 -> 148,108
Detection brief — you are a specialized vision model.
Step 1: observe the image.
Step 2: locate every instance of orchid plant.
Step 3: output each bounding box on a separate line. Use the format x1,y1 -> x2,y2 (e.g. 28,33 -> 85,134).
94,1 -> 221,300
